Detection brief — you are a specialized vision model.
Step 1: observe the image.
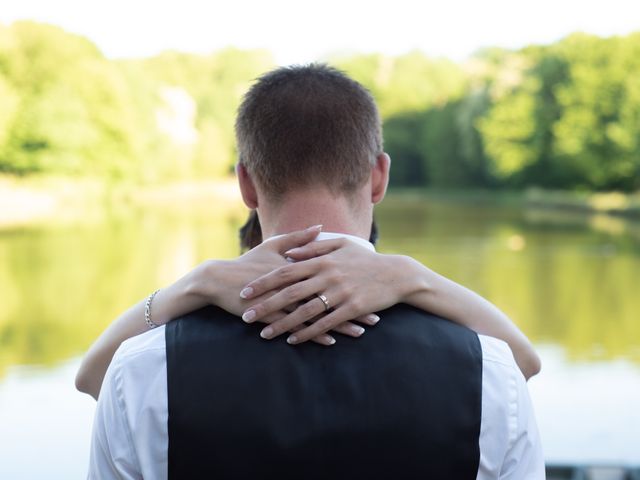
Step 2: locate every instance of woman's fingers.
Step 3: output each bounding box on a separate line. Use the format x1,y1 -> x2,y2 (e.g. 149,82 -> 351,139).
258,294 -> 331,340
240,259 -> 322,300
283,238 -> 346,261
286,306 -> 359,345
267,224 -> 323,255
289,323 -> 336,346
242,277 -> 324,323
240,240 -> 351,301
256,311 -> 335,346
259,311 -> 288,324
328,321 -> 366,338
356,313 -> 381,326
256,295 -> 381,343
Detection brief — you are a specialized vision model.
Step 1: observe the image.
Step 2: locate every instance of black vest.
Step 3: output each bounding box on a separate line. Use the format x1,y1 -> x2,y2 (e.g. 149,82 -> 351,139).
166,304 -> 483,479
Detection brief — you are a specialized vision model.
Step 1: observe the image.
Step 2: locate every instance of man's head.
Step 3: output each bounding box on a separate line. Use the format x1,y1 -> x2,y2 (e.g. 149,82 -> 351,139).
235,64 -> 390,240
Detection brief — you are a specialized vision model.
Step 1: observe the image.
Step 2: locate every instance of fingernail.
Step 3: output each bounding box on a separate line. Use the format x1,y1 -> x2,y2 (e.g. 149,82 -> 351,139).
260,326 -> 274,339
284,248 -> 299,256
242,309 -> 256,323
287,335 -> 298,344
328,336 -> 336,345
351,325 -> 365,336
307,224 -> 323,231
239,287 -> 253,299
369,314 -> 380,324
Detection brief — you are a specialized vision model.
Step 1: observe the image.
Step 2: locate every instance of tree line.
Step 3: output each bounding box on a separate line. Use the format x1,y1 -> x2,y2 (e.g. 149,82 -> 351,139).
1,21 -> 638,191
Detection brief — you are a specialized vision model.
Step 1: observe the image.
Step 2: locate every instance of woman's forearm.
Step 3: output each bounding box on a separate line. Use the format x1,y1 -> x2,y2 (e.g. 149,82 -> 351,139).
75,267 -> 210,399
241,240 -> 541,380
75,227 -> 329,400
396,255 -> 541,380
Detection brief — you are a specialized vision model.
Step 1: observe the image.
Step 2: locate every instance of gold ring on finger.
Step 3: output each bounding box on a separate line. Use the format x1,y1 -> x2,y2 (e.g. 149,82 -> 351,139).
316,293 -> 330,312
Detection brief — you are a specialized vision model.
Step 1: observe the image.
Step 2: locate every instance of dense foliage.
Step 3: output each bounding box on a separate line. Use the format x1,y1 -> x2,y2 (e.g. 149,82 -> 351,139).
1,21 -> 638,191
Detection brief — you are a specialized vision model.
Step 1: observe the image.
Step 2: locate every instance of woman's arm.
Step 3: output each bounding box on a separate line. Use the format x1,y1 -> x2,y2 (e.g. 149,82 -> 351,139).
239,238 -> 541,380
74,276 -> 206,399
398,255 -> 541,379
77,229 -> 540,401
76,226 -> 378,400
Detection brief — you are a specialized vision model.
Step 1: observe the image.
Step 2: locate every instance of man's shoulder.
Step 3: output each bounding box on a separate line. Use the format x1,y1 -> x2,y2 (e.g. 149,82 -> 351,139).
93,327 -> 168,480
115,325 -> 167,365
477,334 -> 524,420
478,334 -> 519,368
476,336 -> 544,477
105,326 -> 167,413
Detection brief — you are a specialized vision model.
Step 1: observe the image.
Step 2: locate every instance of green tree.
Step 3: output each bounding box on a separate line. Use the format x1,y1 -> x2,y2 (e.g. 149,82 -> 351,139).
139,48 -> 274,177
0,21 -> 162,179
384,112 -> 429,186
335,51 -> 467,118
551,34 -> 640,190
478,33 -> 640,191
1,21 -> 639,192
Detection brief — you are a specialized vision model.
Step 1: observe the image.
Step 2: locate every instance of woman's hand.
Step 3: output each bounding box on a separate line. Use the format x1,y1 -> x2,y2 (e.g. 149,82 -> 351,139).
238,238 -> 416,344
186,227 -> 375,345
237,236 -> 541,380
76,227 -> 375,399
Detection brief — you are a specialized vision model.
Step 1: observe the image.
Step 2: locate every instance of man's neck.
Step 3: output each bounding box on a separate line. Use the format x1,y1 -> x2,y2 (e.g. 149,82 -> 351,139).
258,189 -> 372,241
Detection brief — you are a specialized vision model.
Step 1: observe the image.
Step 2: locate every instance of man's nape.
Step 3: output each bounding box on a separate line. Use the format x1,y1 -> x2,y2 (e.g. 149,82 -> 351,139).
236,151 -> 390,242
239,211 -> 380,251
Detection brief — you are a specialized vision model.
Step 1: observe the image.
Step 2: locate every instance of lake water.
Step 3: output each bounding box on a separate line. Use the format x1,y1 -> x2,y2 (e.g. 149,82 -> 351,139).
1,193 -> 639,478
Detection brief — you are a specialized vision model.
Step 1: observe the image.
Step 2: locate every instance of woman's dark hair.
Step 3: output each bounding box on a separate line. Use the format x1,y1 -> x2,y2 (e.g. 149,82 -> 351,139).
239,211 -> 264,251
239,211 -> 378,251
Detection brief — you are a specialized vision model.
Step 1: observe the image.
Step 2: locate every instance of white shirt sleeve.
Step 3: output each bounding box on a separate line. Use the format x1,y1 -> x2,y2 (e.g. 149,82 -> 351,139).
477,336 -> 545,480
499,367 -> 545,479
87,346 -> 142,480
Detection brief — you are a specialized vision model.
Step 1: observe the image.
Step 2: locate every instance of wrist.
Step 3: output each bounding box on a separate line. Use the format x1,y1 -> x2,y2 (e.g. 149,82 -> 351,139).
150,259 -> 222,326
147,286 -> 179,326
184,259 -> 224,302
389,254 -> 432,306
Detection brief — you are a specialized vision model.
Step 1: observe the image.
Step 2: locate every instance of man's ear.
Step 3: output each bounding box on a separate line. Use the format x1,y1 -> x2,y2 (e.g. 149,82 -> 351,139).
371,153 -> 390,204
236,163 -> 259,209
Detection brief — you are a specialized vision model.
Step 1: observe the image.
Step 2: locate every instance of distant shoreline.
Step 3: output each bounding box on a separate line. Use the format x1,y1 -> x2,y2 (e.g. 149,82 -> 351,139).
0,175 -> 243,228
386,187 -> 640,220
2,175 -> 639,228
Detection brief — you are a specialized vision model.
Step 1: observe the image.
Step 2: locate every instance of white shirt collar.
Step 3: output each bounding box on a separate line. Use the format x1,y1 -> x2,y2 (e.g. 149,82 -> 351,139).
266,231 -> 376,252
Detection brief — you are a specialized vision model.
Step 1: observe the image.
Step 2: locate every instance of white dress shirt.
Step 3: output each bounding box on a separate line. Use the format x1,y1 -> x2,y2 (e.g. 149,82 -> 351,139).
88,232 -> 545,479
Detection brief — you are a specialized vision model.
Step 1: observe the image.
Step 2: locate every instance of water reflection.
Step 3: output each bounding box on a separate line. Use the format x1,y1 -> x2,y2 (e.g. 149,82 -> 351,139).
376,196 -> 640,364
1,193 -> 639,475
0,200 -> 247,376
1,195 -> 639,375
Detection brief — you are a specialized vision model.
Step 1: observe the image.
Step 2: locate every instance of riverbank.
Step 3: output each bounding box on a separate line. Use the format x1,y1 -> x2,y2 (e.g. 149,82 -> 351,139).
0,175 -> 243,227
387,187 -> 640,220
2,175 -> 639,227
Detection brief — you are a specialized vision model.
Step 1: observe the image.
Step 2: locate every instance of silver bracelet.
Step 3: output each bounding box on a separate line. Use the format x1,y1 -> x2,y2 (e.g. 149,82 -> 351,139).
144,289 -> 161,329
